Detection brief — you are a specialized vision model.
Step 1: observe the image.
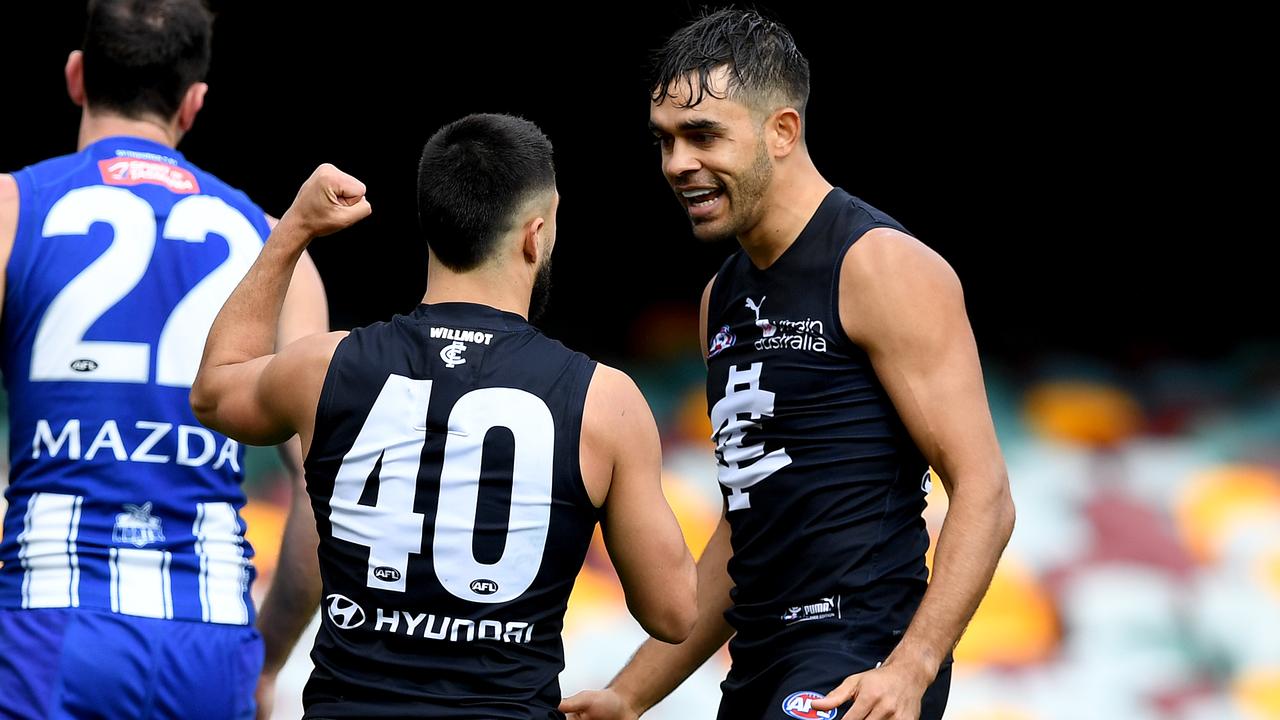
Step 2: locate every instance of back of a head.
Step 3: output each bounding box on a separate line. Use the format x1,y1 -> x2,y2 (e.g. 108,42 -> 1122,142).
651,7 -> 810,118
417,113 -> 556,272
82,0 -> 213,121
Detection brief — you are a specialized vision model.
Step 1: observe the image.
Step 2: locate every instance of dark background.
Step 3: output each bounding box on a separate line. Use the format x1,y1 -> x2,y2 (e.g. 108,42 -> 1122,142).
2,3 -> 1268,368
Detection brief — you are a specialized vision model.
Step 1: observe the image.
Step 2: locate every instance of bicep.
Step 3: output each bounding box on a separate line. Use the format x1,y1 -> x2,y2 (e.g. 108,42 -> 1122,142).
596,371 -> 684,576
842,231 -> 1004,488
198,331 -> 344,448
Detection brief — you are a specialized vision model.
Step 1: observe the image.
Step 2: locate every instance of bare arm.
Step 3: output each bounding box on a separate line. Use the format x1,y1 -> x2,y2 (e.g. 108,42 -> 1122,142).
0,174 -> 17,325
253,241 -> 329,718
562,276 -> 734,719
190,164 -> 368,447
584,364 -> 696,643
812,228 -> 1014,716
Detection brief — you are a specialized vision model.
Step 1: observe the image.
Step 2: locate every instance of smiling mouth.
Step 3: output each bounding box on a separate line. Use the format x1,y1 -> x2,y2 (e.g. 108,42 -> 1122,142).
680,187 -> 724,208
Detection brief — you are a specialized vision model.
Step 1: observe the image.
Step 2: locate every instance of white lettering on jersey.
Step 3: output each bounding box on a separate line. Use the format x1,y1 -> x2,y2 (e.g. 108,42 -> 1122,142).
354,606 -> 536,644
131,421 -> 172,463
709,362 -> 792,510
30,418 -> 240,471
428,326 -> 494,345
33,419 -> 81,460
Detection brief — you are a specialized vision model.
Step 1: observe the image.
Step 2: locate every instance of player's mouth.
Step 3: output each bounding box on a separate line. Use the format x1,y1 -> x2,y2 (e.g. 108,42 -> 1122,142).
679,186 -> 725,221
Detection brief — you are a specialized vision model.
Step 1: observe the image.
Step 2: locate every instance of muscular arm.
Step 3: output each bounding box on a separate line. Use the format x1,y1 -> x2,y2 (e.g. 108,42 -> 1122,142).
563,276 -> 734,718
813,228 -> 1014,714
0,174 -> 17,325
190,164 -> 367,448
255,242 -> 329,711
584,364 -> 697,644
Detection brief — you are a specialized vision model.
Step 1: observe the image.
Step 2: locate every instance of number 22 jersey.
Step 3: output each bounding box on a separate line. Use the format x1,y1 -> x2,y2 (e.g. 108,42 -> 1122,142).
1,136 -> 267,625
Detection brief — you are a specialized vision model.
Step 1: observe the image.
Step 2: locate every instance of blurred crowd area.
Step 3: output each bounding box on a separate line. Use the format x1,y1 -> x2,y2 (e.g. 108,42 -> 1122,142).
3,342 -> 1277,719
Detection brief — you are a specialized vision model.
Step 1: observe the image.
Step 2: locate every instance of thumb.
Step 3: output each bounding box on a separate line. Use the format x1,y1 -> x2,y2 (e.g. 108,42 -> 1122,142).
558,691 -> 592,713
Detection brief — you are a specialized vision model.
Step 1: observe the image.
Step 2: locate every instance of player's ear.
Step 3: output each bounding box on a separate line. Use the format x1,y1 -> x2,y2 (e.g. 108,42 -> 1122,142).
523,215 -> 545,268
768,107 -> 802,158
65,50 -> 86,107
176,82 -> 208,133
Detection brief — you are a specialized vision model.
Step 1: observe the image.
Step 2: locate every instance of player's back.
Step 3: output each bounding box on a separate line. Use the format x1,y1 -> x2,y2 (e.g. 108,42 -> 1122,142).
303,301 -> 598,719
0,136 -> 268,624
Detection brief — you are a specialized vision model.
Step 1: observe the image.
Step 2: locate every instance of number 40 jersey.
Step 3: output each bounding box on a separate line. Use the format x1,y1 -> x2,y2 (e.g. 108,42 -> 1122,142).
302,302 -> 600,719
1,137 -> 268,625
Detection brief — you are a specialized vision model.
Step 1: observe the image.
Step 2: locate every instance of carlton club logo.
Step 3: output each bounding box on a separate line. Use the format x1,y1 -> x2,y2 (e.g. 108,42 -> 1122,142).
781,691 -> 838,719
440,340 -> 468,369
326,593 -> 367,630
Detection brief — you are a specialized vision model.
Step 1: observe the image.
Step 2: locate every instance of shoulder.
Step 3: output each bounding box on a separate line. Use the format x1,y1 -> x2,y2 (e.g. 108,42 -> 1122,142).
839,227 -> 964,346
583,363 -> 655,447
842,227 -> 959,292
0,173 -> 17,215
1,174 -> 18,267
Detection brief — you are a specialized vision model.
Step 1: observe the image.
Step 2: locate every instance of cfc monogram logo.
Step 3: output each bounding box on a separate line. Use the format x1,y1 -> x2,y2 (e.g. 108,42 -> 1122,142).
709,362 -> 792,511
440,341 -> 467,369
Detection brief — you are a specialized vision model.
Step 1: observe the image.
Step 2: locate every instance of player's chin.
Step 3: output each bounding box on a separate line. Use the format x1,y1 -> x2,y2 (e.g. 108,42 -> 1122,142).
688,214 -> 736,243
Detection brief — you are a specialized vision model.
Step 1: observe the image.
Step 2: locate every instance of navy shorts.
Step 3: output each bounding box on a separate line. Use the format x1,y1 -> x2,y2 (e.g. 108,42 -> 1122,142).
717,641 -> 952,720
0,607 -> 263,720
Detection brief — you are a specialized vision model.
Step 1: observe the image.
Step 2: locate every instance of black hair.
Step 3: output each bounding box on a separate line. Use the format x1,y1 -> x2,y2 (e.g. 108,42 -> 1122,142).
82,0 -> 213,120
650,7 -> 810,118
417,113 -> 556,271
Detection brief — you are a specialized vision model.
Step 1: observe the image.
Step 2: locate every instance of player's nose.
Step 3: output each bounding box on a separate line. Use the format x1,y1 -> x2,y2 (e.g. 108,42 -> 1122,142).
664,139 -> 701,179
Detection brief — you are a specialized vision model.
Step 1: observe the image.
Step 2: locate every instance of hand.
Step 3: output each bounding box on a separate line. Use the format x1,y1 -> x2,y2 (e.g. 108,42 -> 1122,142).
559,688 -> 642,720
808,660 -> 932,720
279,163 -> 372,240
254,671 -> 277,720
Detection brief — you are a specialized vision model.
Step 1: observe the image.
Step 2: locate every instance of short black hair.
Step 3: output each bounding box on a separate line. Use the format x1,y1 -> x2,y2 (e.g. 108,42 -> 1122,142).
82,0 -> 213,120
651,7 -> 810,119
417,113 -> 556,272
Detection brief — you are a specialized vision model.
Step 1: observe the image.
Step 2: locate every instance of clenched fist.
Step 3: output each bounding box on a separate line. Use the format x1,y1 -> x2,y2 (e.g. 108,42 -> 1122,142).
278,163 -> 372,241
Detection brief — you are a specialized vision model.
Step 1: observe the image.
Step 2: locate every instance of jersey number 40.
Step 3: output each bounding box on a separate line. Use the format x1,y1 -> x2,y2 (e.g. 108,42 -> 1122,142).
329,374 -> 553,605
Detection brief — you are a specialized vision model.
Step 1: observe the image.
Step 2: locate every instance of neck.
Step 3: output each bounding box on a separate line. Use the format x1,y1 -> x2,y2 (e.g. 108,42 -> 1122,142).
421,258 -> 532,320
78,109 -> 178,151
736,153 -> 833,270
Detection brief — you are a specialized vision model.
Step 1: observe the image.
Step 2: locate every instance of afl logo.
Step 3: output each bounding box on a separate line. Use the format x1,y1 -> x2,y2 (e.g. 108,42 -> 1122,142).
373,566 -> 401,582
325,593 -> 366,630
470,579 -> 499,595
440,340 -> 467,369
70,359 -> 99,373
781,691 -> 837,719
708,325 -> 736,358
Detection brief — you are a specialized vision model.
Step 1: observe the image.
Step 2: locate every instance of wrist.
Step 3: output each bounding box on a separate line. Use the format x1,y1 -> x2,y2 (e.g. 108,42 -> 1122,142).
884,640 -> 942,687
605,677 -> 651,716
272,211 -> 317,253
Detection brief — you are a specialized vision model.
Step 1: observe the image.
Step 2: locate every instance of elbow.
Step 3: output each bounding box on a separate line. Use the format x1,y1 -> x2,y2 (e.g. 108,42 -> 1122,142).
994,477 -> 1016,546
641,561 -> 698,644
188,380 -> 219,432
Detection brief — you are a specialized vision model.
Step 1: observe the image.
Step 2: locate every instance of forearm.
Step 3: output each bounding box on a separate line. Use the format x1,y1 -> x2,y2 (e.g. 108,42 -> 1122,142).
611,518 -> 736,713
257,474 -> 322,674
888,476 -> 1014,676
201,221 -> 309,371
